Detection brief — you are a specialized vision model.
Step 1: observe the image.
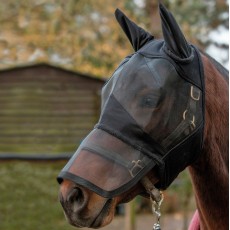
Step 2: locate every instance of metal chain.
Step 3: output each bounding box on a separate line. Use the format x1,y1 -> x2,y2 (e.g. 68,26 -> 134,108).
151,191 -> 164,230
140,177 -> 164,230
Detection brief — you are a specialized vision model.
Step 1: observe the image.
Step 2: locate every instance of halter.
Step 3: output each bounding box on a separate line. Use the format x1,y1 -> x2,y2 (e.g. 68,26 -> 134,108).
161,85 -> 201,149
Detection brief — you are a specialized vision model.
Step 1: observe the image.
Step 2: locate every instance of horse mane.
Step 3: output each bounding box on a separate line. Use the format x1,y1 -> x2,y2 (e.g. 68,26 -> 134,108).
202,51 -> 229,83
203,52 -> 229,162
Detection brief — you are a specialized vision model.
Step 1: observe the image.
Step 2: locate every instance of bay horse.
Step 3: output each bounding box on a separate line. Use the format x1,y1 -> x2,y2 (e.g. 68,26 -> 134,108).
58,3 -> 229,230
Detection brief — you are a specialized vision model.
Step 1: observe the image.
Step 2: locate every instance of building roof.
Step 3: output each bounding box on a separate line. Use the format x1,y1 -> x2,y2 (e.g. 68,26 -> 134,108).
0,62 -> 106,82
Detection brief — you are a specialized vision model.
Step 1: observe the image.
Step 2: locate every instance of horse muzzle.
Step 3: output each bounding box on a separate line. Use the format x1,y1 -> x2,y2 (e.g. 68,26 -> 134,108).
59,180 -> 115,228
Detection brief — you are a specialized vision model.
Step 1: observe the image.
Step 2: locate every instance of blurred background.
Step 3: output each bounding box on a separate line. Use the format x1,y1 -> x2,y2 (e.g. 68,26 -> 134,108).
0,1 -> 228,230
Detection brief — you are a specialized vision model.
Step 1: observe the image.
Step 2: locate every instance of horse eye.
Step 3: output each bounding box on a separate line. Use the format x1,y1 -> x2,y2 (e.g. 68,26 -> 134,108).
140,96 -> 158,108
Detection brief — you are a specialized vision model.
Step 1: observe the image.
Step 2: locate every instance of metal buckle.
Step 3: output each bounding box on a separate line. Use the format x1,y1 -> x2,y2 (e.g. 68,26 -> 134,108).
129,160 -> 144,177
183,110 -> 196,129
190,86 -> 200,101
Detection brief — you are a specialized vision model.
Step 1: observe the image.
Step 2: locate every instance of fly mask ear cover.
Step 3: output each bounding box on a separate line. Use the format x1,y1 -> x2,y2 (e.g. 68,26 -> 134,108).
57,4 -> 205,197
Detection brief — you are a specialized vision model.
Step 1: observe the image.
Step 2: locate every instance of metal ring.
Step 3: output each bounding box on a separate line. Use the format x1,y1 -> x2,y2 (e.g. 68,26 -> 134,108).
128,160 -> 144,177
183,110 -> 188,120
190,86 -> 200,101
183,110 -> 196,129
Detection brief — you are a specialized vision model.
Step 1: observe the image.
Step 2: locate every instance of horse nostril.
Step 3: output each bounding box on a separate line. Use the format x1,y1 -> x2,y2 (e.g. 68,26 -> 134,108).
67,187 -> 84,204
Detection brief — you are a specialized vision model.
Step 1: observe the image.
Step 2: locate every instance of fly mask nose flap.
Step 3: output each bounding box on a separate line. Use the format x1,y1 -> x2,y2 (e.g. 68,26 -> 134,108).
57,128 -> 158,198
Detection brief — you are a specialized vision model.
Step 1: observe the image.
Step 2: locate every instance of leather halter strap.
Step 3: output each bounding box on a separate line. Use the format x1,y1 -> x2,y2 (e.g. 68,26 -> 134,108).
161,85 -> 200,149
141,176 -> 162,202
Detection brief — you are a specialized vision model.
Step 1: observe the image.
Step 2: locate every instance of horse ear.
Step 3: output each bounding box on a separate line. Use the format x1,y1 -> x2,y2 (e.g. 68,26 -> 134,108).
159,3 -> 192,59
115,9 -> 154,51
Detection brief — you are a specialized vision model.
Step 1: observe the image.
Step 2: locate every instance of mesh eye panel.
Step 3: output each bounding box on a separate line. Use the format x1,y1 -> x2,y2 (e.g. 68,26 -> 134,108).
104,56 -> 202,151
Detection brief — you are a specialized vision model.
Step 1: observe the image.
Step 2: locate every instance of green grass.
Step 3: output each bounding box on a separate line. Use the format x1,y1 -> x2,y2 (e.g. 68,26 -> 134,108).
0,162 -> 195,230
0,161 -> 77,230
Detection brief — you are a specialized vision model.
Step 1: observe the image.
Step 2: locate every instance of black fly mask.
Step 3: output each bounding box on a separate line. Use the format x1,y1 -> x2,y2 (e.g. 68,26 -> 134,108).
57,4 -> 205,198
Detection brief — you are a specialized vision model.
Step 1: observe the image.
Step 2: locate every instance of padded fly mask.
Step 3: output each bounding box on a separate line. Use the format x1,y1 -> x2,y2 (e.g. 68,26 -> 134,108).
57,4 -> 205,198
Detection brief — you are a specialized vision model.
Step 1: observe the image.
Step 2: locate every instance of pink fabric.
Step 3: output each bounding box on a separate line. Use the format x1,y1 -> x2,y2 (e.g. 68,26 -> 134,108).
188,210 -> 200,230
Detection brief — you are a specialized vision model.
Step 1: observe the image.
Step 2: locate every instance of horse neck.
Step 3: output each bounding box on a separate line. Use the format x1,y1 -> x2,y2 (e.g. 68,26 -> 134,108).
188,54 -> 229,230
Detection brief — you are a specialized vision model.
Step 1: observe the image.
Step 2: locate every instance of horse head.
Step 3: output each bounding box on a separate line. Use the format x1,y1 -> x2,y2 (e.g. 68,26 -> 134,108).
57,3 -> 206,228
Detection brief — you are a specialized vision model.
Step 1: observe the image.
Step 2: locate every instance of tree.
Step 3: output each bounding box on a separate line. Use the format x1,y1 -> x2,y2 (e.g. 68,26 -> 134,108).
144,0 -> 229,67
0,0 -> 228,77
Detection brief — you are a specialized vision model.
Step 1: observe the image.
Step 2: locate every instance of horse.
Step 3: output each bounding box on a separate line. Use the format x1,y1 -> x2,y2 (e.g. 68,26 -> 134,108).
57,3 -> 229,230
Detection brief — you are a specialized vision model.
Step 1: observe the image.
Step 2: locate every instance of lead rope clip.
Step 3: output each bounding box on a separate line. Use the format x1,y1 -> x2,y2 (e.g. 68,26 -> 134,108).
141,177 -> 164,230
151,191 -> 164,230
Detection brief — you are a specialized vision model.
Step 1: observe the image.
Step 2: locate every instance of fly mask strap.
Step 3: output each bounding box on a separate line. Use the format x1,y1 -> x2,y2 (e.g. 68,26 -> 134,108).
82,144 -> 130,168
161,85 -> 201,149
82,142 -> 150,178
